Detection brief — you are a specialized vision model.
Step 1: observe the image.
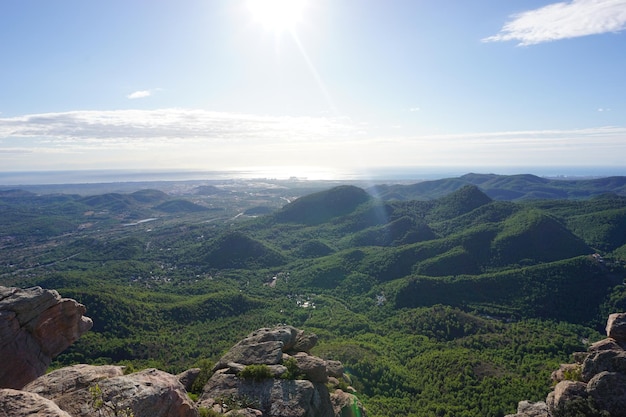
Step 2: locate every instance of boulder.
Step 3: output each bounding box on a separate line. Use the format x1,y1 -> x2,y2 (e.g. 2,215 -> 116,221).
581,349 -> 626,382
588,337 -> 623,352
326,360 -> 345,379
198,372 -> 334,417
0,388 -> 72,417
24,365 -> 197,417
329,389 -> 366,417
214,340 -> 284,370
546,380 -> 587,412
177,368 -> 201,392
292,353 -> 328,383
606,313 -> 626,343
0,286 -> 93,389
200,326 -> 353,417
504,400 -> 548,417
550,363 -> 580,383
586,371 -> 626,417
292,330 -> 318,353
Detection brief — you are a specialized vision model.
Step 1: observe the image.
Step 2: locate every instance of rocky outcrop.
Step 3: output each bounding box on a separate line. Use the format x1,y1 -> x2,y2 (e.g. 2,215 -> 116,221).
0,286 -> 93,389
21,365 -> 197,417
200,325 -> 366,417
0,389 -> 73,417
507,312 -> 626,417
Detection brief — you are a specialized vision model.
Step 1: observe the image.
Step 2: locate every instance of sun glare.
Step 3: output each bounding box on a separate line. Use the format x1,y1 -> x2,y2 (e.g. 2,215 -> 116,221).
247,0 -> 308,33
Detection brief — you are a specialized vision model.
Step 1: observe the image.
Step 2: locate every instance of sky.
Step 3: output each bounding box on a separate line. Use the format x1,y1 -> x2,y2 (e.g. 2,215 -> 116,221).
1,0 -> 626,179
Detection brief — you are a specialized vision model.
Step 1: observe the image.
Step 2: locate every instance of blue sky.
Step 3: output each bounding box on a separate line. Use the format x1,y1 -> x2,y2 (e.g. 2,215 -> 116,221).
1,0 -> 625,179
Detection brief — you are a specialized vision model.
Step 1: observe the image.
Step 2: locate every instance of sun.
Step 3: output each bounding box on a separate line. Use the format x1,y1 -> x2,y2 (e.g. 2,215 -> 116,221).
246,0 -> 308,33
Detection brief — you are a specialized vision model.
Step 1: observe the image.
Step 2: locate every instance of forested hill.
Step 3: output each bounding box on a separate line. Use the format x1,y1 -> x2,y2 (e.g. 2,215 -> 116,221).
370,173 -> 626,201
3,177 -> 626,417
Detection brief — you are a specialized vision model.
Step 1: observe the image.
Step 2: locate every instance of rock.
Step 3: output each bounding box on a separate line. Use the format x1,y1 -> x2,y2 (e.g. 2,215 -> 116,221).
24,365 -> 197,417
0,388 -> 73,417
512,312 -> 626,417
606,313 -> 626,343
0,286 -> 93,389
581,349 -> 626,382
292,353 -> 328,383
214,340 -> 284,370
25,364 -> 125,396
588,337 -> 623,352
245,326 -> 299,350
329,389 -> 367,417
550,363 -> 580,383
198,373 -> 334,417
326,360 -> 345,379
177,368 -> 201,392
292,330 -> 318,353
200,326 -> 352,416
504,400 -> 548,417
546,380 -> 587,412
586,371 -> 626,417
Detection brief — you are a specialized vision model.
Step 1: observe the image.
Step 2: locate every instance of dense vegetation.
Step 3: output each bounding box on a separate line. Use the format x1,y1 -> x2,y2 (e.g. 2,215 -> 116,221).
2,175 -> 626,417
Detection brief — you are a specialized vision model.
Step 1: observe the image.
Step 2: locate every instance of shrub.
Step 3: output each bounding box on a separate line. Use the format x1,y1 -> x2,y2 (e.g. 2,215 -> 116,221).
238,364 -> 273,381
281,357 -> 306,380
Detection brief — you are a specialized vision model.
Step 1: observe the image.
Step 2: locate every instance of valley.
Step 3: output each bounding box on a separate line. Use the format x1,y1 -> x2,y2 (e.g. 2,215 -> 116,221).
2,173 -> 626,417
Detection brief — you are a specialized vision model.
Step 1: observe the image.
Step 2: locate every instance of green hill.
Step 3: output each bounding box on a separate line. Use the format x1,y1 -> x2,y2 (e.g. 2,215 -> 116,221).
5,175 -> 626,417
273,185 -> 371,225
371,173 -> 626,201
196,231 -> 285,269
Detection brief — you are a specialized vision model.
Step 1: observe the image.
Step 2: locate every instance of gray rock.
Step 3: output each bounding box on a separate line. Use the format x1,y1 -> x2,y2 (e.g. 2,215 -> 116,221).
546,380 -> 587,412
588,337 -> 623,352
177,368 -> 201,392
606,313 -> 626,343
0,388 -> 73,417
292,330 -> 318,353
550,363 -> 580,383
505,400 -> 548,417
329,389 -> 367,417
24,365 -> 197,417
25,364 -> 125,396
581,349 -> 626,382
0,286 -> 93,389
244,326 -> 299,350
326,360 -> 345,379
198,373 -> 334,417
215,340 -> 284,370
586,371 -> 626,417
293,353 -> 328,383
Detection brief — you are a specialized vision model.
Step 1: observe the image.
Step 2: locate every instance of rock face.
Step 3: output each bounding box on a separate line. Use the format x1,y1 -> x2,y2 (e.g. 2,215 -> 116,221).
200,325 -> 366,417
0,389 -> 73,417
0,286 -> 93,389
507,312 -> 626,417
22,365 -> 197,417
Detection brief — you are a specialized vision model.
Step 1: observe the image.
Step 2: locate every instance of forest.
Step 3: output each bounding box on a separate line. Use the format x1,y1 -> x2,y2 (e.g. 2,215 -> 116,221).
2,173 -> 626,417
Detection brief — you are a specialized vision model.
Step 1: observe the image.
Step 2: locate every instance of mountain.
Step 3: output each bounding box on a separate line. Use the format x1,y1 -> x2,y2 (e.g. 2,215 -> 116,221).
4,176 -> 626,417
196,231 -> 285,269
371,173 -> 626,201
273,185 -> 371,225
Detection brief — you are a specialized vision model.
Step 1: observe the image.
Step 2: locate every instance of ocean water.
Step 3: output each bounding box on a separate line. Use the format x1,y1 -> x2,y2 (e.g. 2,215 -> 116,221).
1,166 -> 625,186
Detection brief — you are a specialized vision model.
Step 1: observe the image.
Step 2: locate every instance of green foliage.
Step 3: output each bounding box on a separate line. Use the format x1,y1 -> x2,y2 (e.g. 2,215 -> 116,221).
238,364 -> 273,381
191,359 -> 214,394
281,357 -> 306,380
562,365 -> 582,382
5,179 -> 626,417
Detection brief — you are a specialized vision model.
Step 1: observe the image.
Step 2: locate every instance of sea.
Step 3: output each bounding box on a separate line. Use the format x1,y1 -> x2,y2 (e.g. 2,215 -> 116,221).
1,166 -> 625,187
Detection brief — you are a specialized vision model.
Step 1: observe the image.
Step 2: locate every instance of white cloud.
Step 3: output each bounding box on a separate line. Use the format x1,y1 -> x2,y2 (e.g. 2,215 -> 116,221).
0,108 -> 356,148
483,0 -> 626,45
409,107 -> 421,112
1,108 -> 626,171
127,90 -> 152,99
